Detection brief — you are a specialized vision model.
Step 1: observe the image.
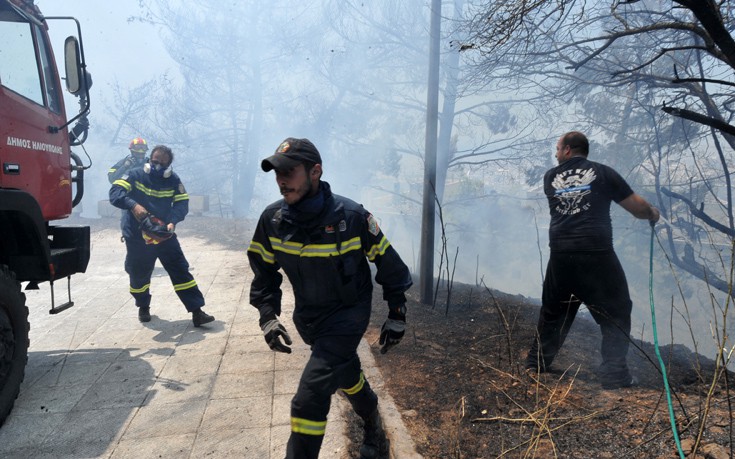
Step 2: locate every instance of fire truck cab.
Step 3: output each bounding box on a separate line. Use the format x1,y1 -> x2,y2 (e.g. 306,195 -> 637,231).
0,0 -> 92,426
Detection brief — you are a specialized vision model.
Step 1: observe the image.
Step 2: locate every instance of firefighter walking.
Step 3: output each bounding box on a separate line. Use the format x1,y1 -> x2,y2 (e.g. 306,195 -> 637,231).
109,144 -> 214,327
247,138 -> 412,459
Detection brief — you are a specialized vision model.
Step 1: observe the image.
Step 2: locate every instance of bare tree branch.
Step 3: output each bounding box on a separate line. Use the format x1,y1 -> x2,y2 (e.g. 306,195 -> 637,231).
660,187 -> 735,237
674,0 -> 735,67
660,105 -> 735,137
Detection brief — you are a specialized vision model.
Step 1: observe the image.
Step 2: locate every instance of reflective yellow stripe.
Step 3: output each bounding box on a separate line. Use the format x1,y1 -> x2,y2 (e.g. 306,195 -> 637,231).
173,193 -> 189,202
248,241 -> 275,264
341,372 -> 365,395
291,417 -> 327,436
108,167 -> 117,173
130,283 -> 150,294
269,238 -> 303,255
142,233 -> 162,245
134,182 -> 175,198
366,236 -> 390,261
268,236 -> 362,258
338,238 -> 362,253
113,179 -> 132,191
173,280 -> 197,291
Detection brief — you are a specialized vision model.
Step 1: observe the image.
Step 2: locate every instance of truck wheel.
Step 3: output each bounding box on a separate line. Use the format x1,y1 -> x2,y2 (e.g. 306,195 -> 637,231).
0,265 -> 29,427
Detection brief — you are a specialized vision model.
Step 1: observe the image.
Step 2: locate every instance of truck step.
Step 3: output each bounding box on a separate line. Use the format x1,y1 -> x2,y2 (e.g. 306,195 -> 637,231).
50,247 -> 81,280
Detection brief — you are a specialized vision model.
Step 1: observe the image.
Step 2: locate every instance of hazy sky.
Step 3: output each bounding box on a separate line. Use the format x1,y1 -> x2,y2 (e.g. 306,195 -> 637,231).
33,1 -> 179,218
36,1 -> 176,102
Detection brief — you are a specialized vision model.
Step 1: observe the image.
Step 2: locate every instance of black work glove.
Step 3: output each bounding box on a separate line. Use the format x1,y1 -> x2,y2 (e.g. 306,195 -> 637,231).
380,302 -> 407,354
379,319 -> 405,354
261,318 -> 292,354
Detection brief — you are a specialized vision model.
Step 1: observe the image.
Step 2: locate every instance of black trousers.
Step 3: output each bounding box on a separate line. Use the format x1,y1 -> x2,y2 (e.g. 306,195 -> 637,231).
286,334 -> 377,459
124,235 -> 205,311
527,250 -> 633,384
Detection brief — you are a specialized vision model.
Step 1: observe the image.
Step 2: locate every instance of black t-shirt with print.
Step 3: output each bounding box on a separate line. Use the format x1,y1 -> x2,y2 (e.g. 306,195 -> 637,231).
545,156 -> 633,252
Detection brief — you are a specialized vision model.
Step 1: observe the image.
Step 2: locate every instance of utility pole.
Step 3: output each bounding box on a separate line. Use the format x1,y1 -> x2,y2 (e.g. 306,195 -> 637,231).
419,0 -> 441,305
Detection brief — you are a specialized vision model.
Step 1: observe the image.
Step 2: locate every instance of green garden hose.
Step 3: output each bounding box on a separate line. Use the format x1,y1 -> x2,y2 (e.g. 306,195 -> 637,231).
648,223 -> 685,459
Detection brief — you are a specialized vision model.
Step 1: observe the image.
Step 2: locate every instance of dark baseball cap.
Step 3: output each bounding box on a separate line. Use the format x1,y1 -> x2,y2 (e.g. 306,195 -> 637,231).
261,138 -> 322,172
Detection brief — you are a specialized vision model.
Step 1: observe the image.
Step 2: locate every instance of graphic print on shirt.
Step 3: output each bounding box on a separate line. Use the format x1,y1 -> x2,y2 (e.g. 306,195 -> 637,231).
551,168 -> 597,215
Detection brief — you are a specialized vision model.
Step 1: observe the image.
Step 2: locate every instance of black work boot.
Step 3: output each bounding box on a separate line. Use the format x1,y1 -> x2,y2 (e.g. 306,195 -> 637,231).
359,409 -> 388,459
138,307 -> 151,323
192,309 -> 214,327
602,375 -> 638,390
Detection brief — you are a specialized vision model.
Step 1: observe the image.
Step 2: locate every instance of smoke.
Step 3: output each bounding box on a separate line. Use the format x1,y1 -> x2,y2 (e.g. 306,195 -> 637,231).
39,0 -> 735,365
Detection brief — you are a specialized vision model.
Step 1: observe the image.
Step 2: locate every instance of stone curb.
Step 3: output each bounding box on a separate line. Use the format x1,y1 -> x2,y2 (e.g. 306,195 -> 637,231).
358,340 -> 423,459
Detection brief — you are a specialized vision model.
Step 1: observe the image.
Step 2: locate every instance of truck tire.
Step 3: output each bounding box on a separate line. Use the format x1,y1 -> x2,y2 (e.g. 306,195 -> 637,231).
0,265 -> 29,427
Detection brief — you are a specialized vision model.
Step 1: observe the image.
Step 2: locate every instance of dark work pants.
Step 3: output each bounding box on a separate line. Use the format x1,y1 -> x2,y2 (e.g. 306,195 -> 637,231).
526,250 -> 633,385
286,334 -> 378,459
124,235 -> 205,311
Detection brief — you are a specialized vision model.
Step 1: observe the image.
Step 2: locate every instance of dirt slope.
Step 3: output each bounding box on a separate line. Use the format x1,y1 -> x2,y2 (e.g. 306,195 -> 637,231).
363,285 -> 733,459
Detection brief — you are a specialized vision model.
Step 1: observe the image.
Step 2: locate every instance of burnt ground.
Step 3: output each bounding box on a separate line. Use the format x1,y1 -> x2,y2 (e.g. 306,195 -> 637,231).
78,216 -> 733,458
355,285 -> 735,459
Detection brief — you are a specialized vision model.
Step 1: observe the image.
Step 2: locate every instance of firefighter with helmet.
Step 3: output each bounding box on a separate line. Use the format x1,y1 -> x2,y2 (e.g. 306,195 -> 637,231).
107,137 -> 149,184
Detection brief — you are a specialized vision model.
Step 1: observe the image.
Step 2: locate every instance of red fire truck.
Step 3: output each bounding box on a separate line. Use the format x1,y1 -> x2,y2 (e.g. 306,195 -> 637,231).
0,0 -> 92,425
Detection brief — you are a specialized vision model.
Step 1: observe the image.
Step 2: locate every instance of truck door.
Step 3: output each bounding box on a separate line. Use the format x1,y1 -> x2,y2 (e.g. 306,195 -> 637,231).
0,9 -> 72,221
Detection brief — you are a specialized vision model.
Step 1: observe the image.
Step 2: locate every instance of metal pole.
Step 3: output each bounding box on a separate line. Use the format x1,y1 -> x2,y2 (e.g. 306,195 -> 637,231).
419,0 -> 441,305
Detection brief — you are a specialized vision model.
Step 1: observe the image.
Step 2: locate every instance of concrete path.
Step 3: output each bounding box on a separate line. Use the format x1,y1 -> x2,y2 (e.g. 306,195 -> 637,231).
0,219 -> 421,458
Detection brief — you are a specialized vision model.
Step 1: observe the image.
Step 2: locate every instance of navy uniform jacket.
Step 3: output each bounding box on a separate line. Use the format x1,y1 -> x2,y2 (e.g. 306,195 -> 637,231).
247,181 -> 412,342
109,168 -> 189,239
108,155 -> 148,184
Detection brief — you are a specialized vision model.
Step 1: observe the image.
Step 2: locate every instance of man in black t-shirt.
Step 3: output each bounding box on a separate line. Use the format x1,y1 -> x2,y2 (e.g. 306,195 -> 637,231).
526,131 -> 659,389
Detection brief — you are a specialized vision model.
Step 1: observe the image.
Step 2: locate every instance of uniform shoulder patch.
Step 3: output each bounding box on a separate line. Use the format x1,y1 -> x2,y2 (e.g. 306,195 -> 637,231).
366,214 -> 380,236
178,183 -> 186,194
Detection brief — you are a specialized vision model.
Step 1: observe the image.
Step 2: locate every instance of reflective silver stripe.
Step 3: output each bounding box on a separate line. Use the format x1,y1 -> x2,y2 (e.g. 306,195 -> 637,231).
291,417 -> 327,436
134,182 -> 175,198
269,236 -> 362,258
341,372 -> 365,395
269,238 -> 302,255
130,283 -> 150,293
173,280 -> 197,291
113,179 -> 131,191
248,241 -> 275,264
366,236 -> 390,261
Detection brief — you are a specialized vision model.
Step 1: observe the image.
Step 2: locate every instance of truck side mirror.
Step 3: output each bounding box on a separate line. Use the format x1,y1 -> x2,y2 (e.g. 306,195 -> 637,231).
64,36 -> 83,95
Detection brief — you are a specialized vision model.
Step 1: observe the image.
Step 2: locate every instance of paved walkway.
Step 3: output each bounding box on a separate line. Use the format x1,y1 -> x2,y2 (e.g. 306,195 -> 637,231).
0,219 -> 421,458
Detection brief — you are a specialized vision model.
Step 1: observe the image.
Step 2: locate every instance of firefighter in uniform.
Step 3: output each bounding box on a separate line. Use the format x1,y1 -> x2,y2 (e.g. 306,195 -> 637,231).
247,138 -> 412,459
108,137 -> 149,184
109,144 -> 215,327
